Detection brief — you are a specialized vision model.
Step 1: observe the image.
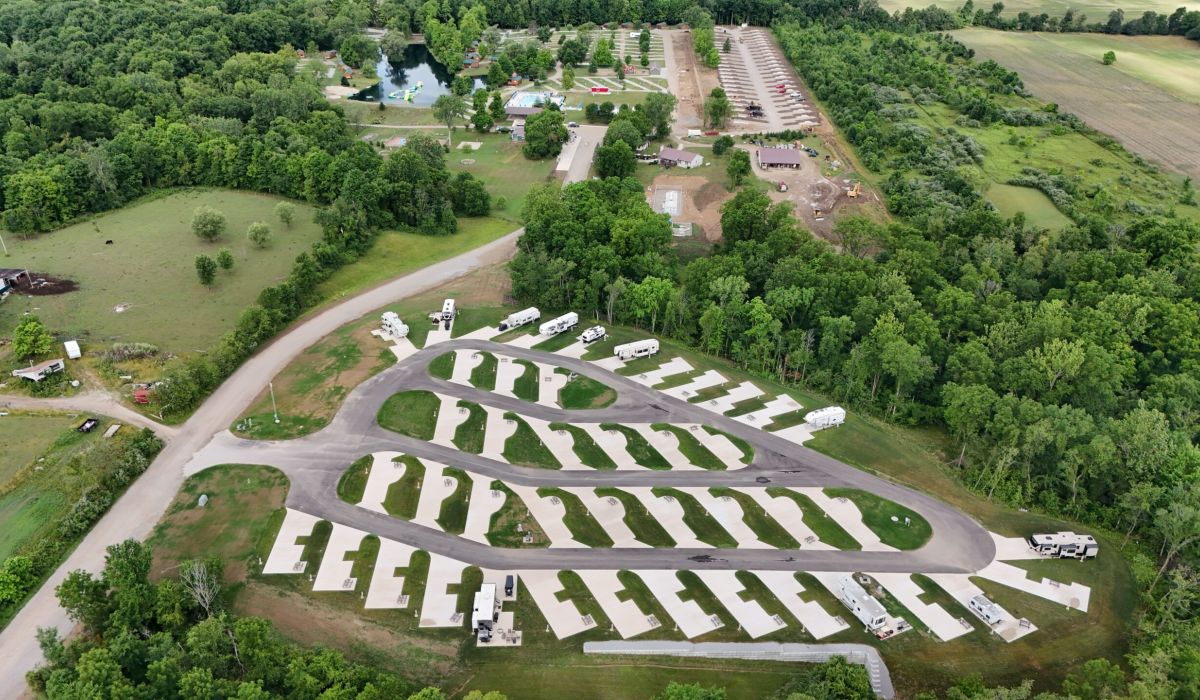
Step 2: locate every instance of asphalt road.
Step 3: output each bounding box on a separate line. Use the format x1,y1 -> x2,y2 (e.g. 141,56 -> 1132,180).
0,231 -> 521,698
187,337 -> 997,574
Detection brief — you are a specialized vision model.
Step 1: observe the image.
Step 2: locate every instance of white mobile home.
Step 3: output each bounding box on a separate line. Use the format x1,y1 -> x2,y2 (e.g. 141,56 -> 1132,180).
1027,532 -> 1099,559
11,358 -> 65,382
500,307 -> 540,331
804,406 -> 845,428
539,311 -> 579,336
614,339 -> 659,360
835,575 -> 888,631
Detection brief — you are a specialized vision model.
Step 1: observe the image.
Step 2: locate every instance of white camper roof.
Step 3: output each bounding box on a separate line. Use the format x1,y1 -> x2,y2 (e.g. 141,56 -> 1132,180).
472,583 -> 496,624
838,575 -> 887,620
1030,531 -> 1096,546
63,340 -> 81,359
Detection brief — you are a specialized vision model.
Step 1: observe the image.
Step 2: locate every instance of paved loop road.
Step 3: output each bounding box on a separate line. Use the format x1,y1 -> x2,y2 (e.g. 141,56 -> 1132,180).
187,338 -> 997,575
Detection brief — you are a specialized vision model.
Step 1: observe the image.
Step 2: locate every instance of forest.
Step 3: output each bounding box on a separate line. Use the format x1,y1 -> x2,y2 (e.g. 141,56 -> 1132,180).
508,16 -> 1200,700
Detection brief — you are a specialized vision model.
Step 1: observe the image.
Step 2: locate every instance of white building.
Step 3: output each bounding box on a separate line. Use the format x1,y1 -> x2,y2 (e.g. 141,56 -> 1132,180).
835,575 -> 888,630
1027,532 -> 1099,559
659,147 -> 704,169
11,358 -> 65,382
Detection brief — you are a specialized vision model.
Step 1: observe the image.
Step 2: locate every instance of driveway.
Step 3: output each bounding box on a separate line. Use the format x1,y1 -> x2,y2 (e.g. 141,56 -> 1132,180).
0,231 -> 520,697
559,124 -> 606,183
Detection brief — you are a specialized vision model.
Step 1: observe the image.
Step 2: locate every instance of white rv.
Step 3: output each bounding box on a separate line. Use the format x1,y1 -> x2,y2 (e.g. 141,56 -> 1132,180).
472,583 -> 498,641
835,575 -> 888,631
1027,532 -> 1099,559
804,406 -> 846,428
614,339 -> 659,360
968,595 -> 1004,625
580,325 -> 606,344
441,299 -> 457,321
539,311 -> 579,336
381,311 -> 409,339
500,307 -> 540,331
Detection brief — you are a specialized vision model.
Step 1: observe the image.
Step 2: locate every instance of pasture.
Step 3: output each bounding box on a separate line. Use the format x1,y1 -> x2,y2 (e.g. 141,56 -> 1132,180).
953,29 -> 1200,180
879,0 -> 1189,18
987,183 -> 1073,229
0,190 -> 324,355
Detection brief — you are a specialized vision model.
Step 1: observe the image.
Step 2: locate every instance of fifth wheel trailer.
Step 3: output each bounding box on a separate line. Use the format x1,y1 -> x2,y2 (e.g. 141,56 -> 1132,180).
804,406 -> 846,428
500,307 -> 540,331
539,311 -> 579,336
614,339 -> 659,360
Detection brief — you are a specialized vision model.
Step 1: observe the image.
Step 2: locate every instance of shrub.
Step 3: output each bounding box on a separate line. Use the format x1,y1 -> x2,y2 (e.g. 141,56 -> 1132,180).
190,206 -> 226,241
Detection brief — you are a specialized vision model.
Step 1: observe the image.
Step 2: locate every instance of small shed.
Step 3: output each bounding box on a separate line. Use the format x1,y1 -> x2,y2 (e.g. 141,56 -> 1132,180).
0,268 -> 30,294
11,358 -> 65,382
659,147 -> 703,169
64,340 -> 82,359
511,119 -> 526,141
757,147 -> 803,169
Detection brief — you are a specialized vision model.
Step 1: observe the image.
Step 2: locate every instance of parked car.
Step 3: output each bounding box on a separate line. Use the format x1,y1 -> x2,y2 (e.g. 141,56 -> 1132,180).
567,121 -> 579,128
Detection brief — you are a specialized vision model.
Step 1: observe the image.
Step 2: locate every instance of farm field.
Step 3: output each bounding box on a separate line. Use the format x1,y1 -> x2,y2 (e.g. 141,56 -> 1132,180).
953,29 -> 1200,180
879,0 -> 1188,18
0,190 -> 324,355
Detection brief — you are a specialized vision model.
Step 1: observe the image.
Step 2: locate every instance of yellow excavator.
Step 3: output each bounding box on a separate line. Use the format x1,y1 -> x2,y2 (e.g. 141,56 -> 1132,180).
848,182 -> 862,198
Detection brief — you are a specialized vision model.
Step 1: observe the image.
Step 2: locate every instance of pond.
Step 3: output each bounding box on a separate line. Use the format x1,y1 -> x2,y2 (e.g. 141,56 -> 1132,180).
351,43 -> 484,107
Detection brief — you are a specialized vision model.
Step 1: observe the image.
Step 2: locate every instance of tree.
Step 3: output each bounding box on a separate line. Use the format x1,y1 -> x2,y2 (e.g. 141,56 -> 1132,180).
558,39 -> 587,66
0,556 -> 35,605
640,93 -> 677,139
472,109 -> 494,133
431,94 -> 468,148
562,65 -> 575,90
216,248 -> 234,270
179,559 -> 221,617
339,35 -> 379,69
704,88 -> 732,128
191,206 -> 226,242
380,29 -> 407,59
451,74 -> 473,96
11,316 -> 53,359
486,62 -> 507,88
726,149 -> 751,187
654,682 -> 726,700
247,222 -> 272,247
274,201 -> 295,228
448,172 -> 491,216
1102,50 -> 1117,64
604,119 -> 644,149
723,37 -> 731,53
595,140 -> 636,178
195,255 -> 217,286
522,108 -> 568,159
489,91 -> 506,121
537,26 -> 553,43
712,135 -> 734,155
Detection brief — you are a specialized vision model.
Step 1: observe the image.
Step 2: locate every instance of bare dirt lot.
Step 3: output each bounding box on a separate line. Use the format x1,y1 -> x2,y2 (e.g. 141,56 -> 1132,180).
669,31 -> 720,136
648,173 -> 734,241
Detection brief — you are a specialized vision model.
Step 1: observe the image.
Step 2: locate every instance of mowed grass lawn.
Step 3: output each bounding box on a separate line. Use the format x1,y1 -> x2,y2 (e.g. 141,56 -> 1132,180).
0,413 -> 76,486
447,133 -> 557,221
986,183 -> 1072,230
316,216 -> 515,301
1,190 -> 324,353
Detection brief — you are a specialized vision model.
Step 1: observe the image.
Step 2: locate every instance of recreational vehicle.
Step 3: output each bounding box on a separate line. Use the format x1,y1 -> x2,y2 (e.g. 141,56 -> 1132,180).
614,339 -> 659,360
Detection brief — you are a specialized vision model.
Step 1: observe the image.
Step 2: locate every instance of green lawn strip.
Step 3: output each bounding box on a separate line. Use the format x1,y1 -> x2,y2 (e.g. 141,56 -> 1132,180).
734,571 -> 806,635
377,390 -> 440,440
347,535 -> 381,595
548,423 -> 617,470
554,571 -> 612,628
709,488 -> 799,549
502,413 -> 562,469
615,570 -> 683,638
725,396 -> 768,417
436,468 -> 472,535
687,382 -> 734,404
469,352 -> 499,390
599,423 -> 671,470
558,373 -> 617,409
651,424 -> 725,470
428,352 -> 455,380
452,567 -> 485,625
765,410 -> 808,432
536,488 -> 614,547
297,519 -> 333,570
765,488 -> 861,551
862,575 -> 928,634
335,455 -> 373,504
453,401 -> 487,454
911,574 -> 973,621
382,456 -> 425,519
823,488 -> 932,550
401,550 -> 431,605
512,359 -> 540,402
450,306 -> 508,339
702,425 -> 754,464
615,354 -> 670,376
651,369 -> 702,391
651,488 -> 738,548
594,488 -> 676,547
487,481 -> 550,547
675,571 -> 737,633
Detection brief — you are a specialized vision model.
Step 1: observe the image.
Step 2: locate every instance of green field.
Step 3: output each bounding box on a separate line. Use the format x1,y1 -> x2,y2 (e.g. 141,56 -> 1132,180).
0,413 -> 76,487
987,183 -> 1073,229
879,0 -> 1189,18
823,488 -> 933,550
446,133 -> 559,221
951,29 -> 1200,182
1,190 -> 324,353
377,390 -> 440,440
316,216 -> 515,301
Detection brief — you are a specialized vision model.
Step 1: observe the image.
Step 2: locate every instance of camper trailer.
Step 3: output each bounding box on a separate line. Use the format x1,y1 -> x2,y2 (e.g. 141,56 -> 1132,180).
580,326 -> 607,344
613,339 -> 659,360
968,595 -> 1004,625
539,311 -> 579,336
500,307 -> 540,331
441,299 -> 457,321
804,406 -> 846,428
472,583 -> 498,642
381,311 -> 409,339
835,575 -> 888,631
1027,532 -> 1099,559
